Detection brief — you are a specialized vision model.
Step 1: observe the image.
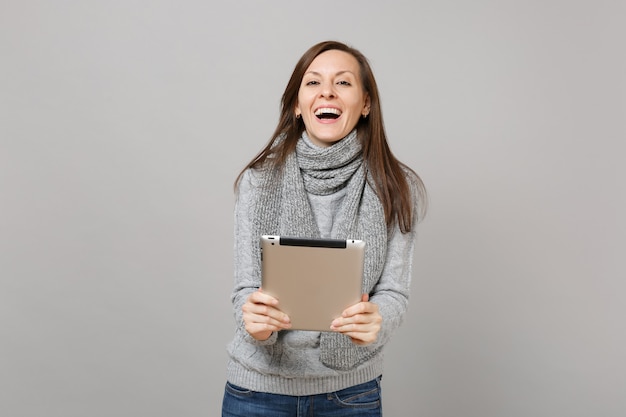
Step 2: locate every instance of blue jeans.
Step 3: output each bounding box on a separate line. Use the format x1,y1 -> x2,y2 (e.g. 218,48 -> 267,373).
222,377 -> 383,417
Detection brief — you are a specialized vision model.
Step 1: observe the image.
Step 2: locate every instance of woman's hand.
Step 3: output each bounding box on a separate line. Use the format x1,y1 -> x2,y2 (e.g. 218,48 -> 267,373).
242,288 -> 291,341
330,294 -> 382,346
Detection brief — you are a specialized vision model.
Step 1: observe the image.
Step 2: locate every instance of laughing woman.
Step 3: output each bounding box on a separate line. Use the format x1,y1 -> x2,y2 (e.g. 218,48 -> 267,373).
222,40 -> 427,417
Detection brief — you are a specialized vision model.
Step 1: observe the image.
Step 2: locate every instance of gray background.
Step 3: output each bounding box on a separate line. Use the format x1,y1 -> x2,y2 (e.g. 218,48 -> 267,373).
1,1 -> 624,416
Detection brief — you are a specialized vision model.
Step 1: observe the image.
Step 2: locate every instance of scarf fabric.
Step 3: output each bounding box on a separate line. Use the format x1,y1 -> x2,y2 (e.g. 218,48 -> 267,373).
250,130 -> 388,370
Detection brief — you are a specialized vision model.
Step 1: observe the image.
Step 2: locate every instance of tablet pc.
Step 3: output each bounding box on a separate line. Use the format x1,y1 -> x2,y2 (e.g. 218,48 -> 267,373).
260,235 -> 365,331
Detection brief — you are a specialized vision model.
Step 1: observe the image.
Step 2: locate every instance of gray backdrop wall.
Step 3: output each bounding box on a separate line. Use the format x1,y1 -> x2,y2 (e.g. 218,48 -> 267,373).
2,1 -> 624,416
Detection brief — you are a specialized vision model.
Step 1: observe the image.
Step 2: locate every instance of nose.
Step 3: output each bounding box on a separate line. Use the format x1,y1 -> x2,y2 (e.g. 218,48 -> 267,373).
320,81 -> 336,98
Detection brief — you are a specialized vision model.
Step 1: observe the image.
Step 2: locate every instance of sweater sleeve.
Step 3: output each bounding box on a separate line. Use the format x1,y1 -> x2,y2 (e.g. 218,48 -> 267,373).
368,223 -> 416,348
230,169 -> 278,346
367,173 -> 420,348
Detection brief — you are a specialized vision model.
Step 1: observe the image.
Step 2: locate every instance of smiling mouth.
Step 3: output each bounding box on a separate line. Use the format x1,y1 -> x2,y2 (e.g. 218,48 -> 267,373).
315,107 -> 341,120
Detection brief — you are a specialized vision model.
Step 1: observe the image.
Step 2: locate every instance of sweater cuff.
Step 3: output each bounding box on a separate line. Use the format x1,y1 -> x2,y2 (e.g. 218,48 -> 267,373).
242,328 -> 278,346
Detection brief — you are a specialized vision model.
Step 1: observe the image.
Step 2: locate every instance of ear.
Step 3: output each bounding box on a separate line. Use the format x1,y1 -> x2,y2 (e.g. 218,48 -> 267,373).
294,103 -> 301,118
362,95 -> 371,117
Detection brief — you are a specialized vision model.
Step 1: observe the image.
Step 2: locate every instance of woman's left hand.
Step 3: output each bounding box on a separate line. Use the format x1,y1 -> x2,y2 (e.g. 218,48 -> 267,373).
330,294 -> 382,346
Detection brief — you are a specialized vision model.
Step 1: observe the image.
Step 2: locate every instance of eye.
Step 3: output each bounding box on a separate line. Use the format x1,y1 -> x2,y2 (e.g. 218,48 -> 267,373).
305,80 -> 320,86
337,80 -> 352,86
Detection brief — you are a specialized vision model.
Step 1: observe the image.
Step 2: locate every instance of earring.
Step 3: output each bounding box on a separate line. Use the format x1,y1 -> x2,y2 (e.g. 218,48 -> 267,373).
296,113 -> 301,119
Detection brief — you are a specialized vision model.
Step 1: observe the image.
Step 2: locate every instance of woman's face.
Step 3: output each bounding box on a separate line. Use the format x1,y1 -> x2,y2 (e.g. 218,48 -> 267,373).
295,50 -> 370,147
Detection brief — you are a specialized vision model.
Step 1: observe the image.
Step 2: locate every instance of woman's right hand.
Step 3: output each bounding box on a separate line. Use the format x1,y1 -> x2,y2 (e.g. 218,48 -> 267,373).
241,288 -> 291,341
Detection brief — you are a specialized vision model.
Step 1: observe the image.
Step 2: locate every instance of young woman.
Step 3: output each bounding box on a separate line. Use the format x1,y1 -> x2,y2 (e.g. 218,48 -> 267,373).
222,40 -> 426,417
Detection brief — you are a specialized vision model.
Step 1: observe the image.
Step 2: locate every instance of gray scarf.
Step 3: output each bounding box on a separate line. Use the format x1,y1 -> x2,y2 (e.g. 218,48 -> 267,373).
251,130 -> 388,370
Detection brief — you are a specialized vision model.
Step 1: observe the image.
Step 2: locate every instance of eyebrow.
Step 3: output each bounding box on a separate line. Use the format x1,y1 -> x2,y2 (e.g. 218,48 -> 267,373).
304,70 -> 356,77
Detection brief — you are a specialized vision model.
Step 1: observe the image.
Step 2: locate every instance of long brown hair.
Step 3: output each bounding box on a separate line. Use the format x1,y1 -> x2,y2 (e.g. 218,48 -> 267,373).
235,40 -> 426,233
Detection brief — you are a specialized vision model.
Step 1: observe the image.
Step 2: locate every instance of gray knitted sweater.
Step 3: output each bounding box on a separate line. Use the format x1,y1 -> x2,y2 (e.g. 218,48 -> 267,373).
226,149 -> 417,396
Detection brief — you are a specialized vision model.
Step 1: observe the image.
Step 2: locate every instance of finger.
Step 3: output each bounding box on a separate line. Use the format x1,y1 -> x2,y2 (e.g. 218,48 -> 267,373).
248,289 -> 279,306
331,311 -> 382,331
337,317 -> 378,328
330,319 -> 374,333
244,319 -> 288,341
243,312 -> 291,338
338,322 -> 380,343
243,302 -> 291,324
332,314 -> 368,329
246,312 -> 292,330
341,301 -> 377,319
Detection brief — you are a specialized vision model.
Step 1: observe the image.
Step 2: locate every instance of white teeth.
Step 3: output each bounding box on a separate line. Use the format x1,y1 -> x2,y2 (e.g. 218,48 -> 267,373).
314,107 -> 342,116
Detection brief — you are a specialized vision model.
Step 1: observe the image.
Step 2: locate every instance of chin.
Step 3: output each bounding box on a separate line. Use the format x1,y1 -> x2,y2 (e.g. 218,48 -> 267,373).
316,131 -> 349,142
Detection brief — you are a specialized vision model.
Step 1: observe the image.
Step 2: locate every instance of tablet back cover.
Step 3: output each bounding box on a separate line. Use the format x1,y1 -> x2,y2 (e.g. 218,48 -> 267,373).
260,235 -> 365,331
